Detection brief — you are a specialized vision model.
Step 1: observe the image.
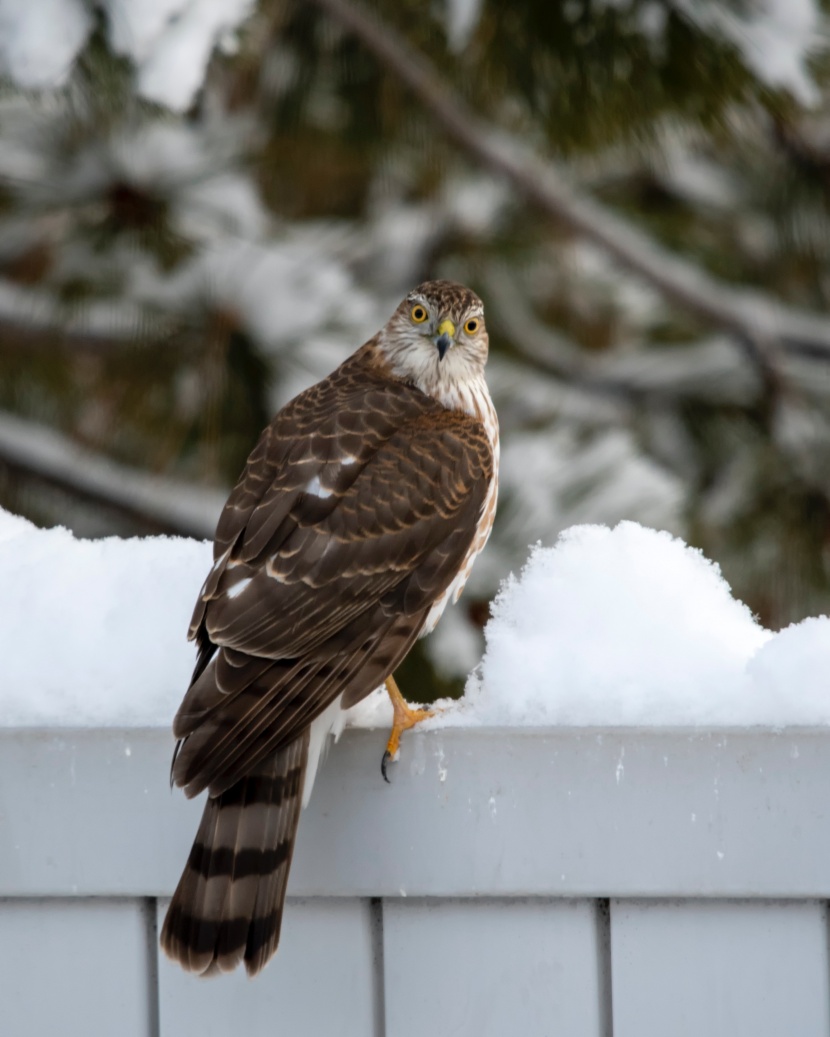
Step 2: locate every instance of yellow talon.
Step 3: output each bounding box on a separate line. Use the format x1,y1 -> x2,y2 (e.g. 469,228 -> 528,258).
381,674 -> 435,782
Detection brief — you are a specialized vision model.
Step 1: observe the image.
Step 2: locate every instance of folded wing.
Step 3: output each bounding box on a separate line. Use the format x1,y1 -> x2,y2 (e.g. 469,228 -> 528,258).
172,354 -> 493,797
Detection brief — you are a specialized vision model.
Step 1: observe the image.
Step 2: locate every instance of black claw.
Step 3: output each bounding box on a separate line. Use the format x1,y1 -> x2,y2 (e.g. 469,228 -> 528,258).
381,750 -> 392,784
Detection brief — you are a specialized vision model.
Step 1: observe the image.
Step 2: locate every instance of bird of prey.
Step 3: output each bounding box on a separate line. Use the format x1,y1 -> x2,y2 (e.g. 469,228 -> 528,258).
160,279 -> 499,976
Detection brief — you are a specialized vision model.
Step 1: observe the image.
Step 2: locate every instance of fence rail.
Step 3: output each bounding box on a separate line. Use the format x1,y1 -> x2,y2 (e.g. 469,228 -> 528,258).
2,725 -> 829,1035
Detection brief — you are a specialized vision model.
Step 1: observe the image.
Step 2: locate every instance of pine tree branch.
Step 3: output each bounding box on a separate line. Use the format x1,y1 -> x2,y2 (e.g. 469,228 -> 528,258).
0,411 -> 224,539
310,0 -> 830,363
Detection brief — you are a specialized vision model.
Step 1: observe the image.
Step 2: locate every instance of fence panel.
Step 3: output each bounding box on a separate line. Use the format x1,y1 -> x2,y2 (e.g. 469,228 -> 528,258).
382,898 -> 608,1037
0,897 -> 154,1037
610,899 -> 830,1037
156,896 -> 379,1037
3,727 -> 830,1036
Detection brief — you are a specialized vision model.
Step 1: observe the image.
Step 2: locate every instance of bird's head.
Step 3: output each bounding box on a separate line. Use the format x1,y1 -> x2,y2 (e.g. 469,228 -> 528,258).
378,279 -> 489,395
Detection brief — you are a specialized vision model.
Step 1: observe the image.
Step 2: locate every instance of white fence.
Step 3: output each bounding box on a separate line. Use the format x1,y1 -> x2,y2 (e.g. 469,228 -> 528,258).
3,725 -> 830,1036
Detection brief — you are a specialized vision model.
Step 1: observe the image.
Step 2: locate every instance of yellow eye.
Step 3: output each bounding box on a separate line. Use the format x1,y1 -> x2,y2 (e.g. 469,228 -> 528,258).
410,304 -> 428,324
464,318 -> 480,334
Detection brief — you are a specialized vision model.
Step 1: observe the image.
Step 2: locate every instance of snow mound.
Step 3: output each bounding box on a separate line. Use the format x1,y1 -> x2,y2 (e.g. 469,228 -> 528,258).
0,510 -> 392,729
1,510 -> 828,729
453,522 -> 830,727
0,520 -> 211,726
0,507 -> 36,543
747,616 -> 830,724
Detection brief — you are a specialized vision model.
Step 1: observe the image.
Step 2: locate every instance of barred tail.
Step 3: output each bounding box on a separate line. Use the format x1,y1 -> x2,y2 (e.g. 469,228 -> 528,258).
160,733 -> 309,976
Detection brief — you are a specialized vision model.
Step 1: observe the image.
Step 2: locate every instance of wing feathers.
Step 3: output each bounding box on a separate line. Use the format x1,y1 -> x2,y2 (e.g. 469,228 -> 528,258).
175,348 -> 493,818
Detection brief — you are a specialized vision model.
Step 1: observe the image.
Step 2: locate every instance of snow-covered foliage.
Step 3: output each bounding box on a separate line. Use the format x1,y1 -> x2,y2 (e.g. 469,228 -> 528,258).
2,508 -> 828,729
0,0 -> 256,109
683,0 -> 821,106
592,0 -> 821,104
1,1 -> 821,107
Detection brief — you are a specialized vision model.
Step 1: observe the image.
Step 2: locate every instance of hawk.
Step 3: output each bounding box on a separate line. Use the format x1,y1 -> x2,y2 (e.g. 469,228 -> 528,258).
160,279 -> 499,976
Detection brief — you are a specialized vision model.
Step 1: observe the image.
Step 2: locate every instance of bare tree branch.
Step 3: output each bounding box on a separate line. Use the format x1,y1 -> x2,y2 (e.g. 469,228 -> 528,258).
311,0 -> 830,362
0,411 -> 224,539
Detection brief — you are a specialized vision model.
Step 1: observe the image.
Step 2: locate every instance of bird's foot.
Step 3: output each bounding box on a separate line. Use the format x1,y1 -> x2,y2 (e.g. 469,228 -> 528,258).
381,675 -> 436,782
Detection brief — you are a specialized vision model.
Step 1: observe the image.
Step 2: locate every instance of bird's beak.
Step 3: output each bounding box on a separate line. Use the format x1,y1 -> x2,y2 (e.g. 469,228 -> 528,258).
435,319 -> 456,361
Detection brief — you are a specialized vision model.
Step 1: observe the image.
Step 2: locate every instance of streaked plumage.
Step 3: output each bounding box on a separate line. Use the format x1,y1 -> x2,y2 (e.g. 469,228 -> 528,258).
161,280 -> 498,975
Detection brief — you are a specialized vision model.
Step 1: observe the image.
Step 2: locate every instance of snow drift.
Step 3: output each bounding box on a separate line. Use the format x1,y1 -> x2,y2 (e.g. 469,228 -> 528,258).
0,507 -> 828,728
459,522 -> 830,726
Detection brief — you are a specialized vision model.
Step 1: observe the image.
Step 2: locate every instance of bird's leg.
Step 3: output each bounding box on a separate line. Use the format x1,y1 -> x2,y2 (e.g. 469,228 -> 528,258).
381,674 -> 435,782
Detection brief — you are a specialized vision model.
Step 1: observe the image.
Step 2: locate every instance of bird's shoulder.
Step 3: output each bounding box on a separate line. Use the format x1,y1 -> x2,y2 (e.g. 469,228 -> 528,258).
214,342 -> 492,548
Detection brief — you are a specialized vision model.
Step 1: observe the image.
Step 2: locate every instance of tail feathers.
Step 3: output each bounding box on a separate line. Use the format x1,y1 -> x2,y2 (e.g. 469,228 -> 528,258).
160,733 -> 309,976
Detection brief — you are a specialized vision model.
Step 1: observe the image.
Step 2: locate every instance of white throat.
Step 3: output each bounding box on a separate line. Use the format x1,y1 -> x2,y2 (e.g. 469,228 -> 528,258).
380,328 -> 494,434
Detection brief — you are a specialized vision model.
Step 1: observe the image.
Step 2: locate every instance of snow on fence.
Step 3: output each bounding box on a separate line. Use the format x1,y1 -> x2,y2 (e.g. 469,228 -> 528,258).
3,511 -> 830,1035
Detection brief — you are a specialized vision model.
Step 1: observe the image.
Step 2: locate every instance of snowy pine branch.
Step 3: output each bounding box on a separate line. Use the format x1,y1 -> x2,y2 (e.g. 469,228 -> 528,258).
0,411 -> 223,538
312,0 -> 830,365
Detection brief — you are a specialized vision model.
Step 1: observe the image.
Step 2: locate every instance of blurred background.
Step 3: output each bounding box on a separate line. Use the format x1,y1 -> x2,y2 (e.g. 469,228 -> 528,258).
1,0 -> 829,700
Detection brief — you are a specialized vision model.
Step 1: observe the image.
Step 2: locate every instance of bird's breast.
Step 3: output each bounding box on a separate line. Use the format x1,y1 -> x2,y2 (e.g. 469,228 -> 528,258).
421,417 -> 499,637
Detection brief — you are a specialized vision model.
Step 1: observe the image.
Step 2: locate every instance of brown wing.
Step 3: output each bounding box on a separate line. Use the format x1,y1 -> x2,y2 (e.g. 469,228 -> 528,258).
172,348 -> 493,797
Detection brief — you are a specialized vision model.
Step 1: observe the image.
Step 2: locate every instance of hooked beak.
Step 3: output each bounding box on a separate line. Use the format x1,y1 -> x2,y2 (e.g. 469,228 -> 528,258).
435,318 -> 456,361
